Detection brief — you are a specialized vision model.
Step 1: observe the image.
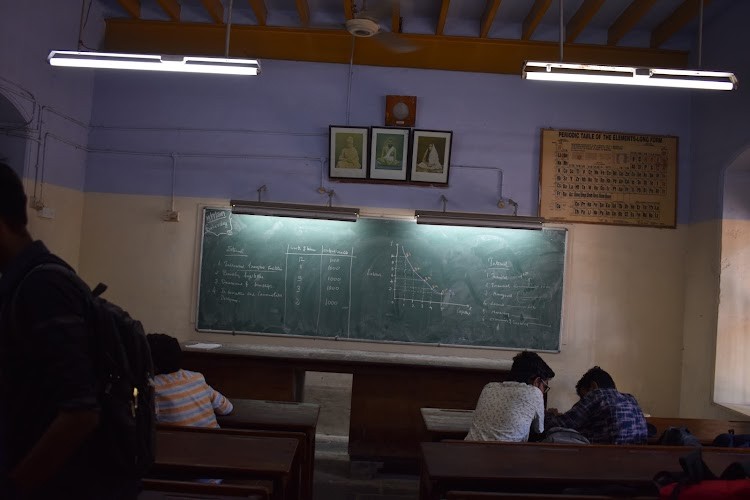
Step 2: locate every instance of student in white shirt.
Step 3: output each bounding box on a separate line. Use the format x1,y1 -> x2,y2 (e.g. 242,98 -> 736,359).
466,351 -> 554,442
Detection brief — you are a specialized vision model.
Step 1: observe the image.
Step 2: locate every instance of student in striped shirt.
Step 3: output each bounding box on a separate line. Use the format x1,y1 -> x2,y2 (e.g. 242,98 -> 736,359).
147,334 -> 233,428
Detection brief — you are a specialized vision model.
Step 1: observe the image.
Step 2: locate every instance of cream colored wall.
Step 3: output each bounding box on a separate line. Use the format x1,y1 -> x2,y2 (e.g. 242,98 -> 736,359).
24,180 -> 85,270
679,221 -> 747,419
715,218 -> 750,412
79,192 -> 692,416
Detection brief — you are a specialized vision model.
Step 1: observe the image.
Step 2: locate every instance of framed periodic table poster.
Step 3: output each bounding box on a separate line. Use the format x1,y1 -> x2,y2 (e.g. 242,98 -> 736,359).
538,128 -> 678,228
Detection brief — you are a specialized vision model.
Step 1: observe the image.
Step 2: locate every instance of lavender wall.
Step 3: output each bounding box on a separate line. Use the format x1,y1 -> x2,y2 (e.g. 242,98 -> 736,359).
87,61 -> 694,221
0,0 -> 104,189
689,1 -> 750,223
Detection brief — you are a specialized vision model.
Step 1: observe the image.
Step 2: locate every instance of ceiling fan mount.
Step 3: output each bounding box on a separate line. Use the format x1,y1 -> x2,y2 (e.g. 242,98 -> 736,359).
345,17 -> 380,37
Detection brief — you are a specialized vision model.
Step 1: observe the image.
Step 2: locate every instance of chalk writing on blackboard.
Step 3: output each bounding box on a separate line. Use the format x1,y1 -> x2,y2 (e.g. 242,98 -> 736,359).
197,209 -> 566,351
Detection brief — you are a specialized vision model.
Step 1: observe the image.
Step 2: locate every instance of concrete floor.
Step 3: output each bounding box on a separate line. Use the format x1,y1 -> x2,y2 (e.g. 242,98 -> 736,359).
314,435 -> 418,500
305,373 -> 419,500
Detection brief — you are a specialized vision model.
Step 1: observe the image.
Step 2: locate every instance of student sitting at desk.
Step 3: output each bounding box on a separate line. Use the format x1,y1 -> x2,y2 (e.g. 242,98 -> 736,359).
465,351 -> 554,442
147,333 -> 233,428
546,366 -> 648,444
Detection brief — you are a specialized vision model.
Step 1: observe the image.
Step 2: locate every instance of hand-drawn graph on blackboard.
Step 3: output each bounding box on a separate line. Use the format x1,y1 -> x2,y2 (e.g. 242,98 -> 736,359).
392,243 -> 471,310
197,208 -> 566,350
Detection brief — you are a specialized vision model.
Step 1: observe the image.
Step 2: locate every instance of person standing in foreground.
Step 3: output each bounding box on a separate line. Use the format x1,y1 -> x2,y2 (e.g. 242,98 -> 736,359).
546,366 -> 648,444
0,162 -> 139,499
466,351 -> 555,442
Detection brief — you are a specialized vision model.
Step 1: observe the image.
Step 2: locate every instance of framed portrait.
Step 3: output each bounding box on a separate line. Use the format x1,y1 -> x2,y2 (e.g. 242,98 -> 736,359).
410,129 -> 452,184
329,126 -> 369,179
369,127 -> 410,181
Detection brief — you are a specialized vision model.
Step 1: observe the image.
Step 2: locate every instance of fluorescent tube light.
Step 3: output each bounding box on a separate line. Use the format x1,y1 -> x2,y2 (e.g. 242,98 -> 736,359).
48,51 -> 260,76
231,200 -> 359,222
415,210 -> 544,230
523,61 -> 737,91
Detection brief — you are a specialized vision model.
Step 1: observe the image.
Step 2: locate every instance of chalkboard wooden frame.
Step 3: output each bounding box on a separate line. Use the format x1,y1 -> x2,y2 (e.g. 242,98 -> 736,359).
195,208 -> 566,351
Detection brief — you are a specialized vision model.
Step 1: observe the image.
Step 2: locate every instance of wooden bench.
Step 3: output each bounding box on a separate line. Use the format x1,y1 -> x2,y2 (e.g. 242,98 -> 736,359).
647,416 -> 750,445
419,440 -> 750,500
140,478 -> 271,499
420,408 -> 750,445
153,427 -> 300,500
217,399 -> 320,500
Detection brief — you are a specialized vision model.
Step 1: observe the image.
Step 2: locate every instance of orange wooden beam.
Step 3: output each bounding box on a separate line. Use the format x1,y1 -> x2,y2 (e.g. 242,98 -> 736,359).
117,0 -> 140,18
156,0 -> 180,21
201,0 -> 224,24
651,0 -> 712,49
480,0 -> 503,39
522,0 -> 552,41
344,0 -> 353,21
104,19 -> 689,74
608,0 -> 657,46
296,0 -> 310,27
566,0 -> 604,43
392,0 -> 401,33
248,0 -> 267,26
436,0 -> 450,35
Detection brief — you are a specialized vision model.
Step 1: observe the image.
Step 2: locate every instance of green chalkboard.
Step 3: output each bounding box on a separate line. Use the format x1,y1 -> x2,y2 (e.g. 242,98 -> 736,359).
197,208 -> 566,350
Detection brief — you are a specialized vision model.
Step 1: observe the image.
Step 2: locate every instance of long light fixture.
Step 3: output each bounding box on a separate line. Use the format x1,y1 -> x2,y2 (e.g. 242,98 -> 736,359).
231,200 -> 360,222
523,62 -> 737,91
48,51 -> 260,76
415,210 -> 544,230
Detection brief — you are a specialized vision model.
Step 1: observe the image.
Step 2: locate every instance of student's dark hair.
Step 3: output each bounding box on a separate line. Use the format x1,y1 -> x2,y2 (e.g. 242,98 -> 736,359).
509,351 -> 555,384
0,162 -> 28,231
146,333 -> 182,375
575,366 -> 616,393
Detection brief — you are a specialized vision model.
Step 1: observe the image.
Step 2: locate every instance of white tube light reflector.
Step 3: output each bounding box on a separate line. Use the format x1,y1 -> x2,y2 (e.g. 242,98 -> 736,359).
415,210 -> 544,230
523,61 -> 737,91
231,200 -> 359,222
48,51 -> 260,76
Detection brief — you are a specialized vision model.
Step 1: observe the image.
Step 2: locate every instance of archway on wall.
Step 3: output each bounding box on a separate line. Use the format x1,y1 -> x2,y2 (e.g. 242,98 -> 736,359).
715,146 -> 750,416
0,91 -> 30,177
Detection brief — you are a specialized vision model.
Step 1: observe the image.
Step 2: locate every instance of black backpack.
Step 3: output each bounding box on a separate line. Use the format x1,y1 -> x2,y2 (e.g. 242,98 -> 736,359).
11,262 -> 156,478
657,426 -> 702,447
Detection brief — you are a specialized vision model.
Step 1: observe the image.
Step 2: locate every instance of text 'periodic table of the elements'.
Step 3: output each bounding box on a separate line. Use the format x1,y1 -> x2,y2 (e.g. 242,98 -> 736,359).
539,129 -> 678,228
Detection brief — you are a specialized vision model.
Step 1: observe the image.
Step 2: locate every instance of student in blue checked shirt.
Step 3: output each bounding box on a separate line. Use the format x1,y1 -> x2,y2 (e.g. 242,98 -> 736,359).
546,366 -> 648,445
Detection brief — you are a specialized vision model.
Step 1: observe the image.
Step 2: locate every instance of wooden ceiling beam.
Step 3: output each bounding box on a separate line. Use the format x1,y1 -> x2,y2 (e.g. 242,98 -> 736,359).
651,0 -> 712,49
608,0 -> 657,46
522,0 -> 552,41
156,0 -> 180,21
248,0 -> 267,26
480,0 -> 503,39
392,0 -> 401,33
104,19 -> 689,74
436,0 -> 450,35
296,0 -> 310,27
566,0 -> 604,43
201,0 -> 224,24
117,0 -> 140,18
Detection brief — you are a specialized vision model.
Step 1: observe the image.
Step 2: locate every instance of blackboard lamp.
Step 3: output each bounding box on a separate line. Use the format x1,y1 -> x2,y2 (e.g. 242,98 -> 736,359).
231,200 -> 360,222
415,210 -> 544,230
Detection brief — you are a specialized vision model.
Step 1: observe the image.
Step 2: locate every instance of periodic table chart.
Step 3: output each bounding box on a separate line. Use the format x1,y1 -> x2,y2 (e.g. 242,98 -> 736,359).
538,129 -> 678,228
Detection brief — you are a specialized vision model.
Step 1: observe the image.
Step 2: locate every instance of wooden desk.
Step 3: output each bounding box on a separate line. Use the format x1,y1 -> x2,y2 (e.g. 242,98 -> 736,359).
419,441 -> 750,500
154,429 -> 298,500
183,343 -> 510,461
420,409 -> 750,445
421,407 -> 473,441
647,417 -> 750,445
217,399 -> 320,500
